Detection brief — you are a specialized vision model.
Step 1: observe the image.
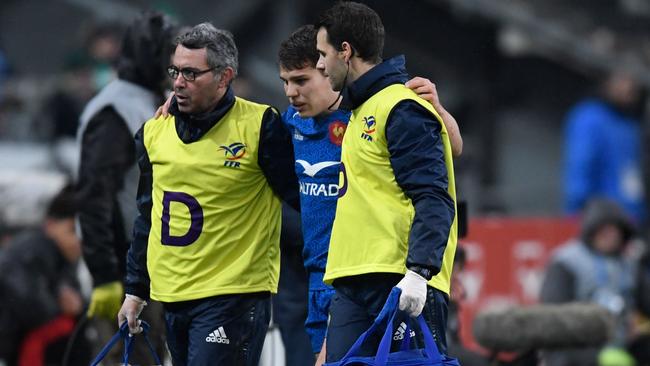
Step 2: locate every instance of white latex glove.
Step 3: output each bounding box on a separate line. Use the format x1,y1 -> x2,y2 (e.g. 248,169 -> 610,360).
395,270 -> 428,317
117,294 -> 147,334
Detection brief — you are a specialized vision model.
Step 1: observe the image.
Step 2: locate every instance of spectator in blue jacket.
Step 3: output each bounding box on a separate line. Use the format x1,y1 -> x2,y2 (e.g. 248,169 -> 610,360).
564,70 -> 645,222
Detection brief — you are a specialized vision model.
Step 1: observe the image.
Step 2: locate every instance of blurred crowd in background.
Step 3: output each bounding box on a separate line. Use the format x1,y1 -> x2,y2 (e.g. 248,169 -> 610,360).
2,0 -> 650,365
4,0 -> 650,220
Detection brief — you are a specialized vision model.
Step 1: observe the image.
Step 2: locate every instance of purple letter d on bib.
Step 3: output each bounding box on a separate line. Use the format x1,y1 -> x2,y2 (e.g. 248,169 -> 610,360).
161,191 -> 203,246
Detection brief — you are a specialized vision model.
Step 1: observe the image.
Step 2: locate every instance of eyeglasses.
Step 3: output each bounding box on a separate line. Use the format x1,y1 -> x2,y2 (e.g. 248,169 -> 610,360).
167,65 -> 217,81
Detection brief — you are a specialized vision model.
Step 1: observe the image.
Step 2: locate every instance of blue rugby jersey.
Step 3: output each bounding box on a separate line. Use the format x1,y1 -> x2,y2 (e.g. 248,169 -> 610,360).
282,106 -> 351,289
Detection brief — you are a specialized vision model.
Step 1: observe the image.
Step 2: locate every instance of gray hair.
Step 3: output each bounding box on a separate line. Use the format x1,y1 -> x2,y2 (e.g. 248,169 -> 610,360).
175,22 -> 238,79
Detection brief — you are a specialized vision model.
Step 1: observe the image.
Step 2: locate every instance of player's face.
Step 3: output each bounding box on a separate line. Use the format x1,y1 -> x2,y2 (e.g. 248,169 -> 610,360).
280,66 -> 339,118
316,27 -> 348,92
171,45 -> 221,114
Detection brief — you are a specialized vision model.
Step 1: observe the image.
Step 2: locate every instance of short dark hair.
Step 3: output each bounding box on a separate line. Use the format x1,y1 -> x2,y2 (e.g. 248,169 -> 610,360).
46,184 -> 77,220
278,25 -> 319,71
317,1 -> 384,64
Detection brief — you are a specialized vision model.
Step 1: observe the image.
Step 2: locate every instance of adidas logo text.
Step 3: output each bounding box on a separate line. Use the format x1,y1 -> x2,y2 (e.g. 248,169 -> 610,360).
206,326 -> 230,344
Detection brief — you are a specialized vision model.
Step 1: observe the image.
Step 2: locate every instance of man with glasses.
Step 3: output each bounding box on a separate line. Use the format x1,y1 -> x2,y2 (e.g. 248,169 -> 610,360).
117,22 -> 298,366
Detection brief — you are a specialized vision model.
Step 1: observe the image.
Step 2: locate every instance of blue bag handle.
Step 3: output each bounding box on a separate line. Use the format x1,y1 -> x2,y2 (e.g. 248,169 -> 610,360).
338,287 -> 444,365
89,320 -> 162,366
338,287 -> 402,360
374,290 -> 443,365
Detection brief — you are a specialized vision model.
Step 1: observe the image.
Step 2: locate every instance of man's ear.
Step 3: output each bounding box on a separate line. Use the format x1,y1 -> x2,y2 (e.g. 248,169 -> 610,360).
219,67 -> 235,88
340,41 -> 354,62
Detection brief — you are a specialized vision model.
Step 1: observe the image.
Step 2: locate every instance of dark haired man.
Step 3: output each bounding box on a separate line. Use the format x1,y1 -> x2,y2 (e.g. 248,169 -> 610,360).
315,2 -> 458,361
118,22 -> 298,366
280,23 -> 460,363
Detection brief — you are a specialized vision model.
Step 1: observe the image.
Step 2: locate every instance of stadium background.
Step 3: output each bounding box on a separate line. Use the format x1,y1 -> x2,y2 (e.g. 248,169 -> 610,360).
1,0 -> 649,364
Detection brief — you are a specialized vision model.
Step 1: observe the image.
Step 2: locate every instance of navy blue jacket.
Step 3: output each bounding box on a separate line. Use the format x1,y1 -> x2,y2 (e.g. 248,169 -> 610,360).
340,55 -> 455,276
125,87 -> 299,299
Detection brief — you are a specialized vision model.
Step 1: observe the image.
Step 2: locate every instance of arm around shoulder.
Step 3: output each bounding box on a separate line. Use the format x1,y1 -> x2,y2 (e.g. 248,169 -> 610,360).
405,77 -> 462,157
436,103 -> 462,157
